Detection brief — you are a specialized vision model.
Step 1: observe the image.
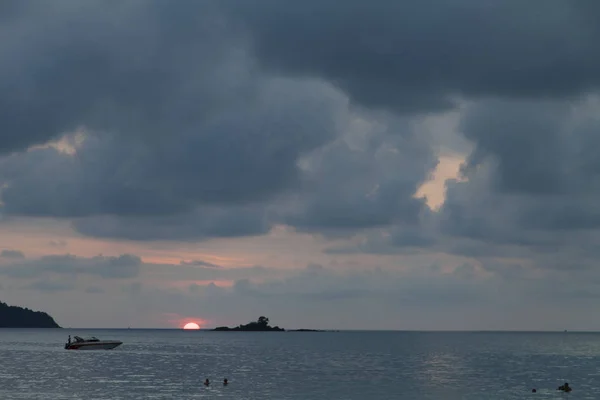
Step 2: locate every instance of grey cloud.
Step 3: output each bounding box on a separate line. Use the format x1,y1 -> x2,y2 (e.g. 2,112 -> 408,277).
24,280 -> 74,292
0,77 -> 343,218
10,256 -> 600,329
459,100 -> 576,195
0,0 -> 243,154
0,88 -> 437,242
280,115 -> 437,233
0,0 -> 347,241
127,262 -> 525,330
4,0 -> 600,266
224,1 -> 600,112
123,282 -> 142,295
188,283 -> 202,293
5,0 -> 600,156
442,239 -> 534,260
459,97 -> 600,198
143,262 -> 280,283
452,263 -> 477,280
71,204 -> 271,241
0,0 -> 551,246
85,286 -> 104,294
187,282 -> 227,301
480,261 -> 530,281
0,249 -> 25,258
225,263 -> 490,306
387,215 -> 440,249
0,253 -> 141,279
323,211 -> 439,255
180,260 -> 222,268
439,98 -> 600,246
0,252 -> 282,286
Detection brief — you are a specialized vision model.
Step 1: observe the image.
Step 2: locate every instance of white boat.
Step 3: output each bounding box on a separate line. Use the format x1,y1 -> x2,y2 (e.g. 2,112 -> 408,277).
64,335 -> 123,350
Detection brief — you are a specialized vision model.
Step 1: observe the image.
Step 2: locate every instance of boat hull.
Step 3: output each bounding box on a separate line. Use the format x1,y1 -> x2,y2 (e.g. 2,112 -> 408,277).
65,341 -> 122,350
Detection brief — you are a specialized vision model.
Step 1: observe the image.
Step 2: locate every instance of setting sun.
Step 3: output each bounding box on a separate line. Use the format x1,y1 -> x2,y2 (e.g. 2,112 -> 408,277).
183,322 -> 200,330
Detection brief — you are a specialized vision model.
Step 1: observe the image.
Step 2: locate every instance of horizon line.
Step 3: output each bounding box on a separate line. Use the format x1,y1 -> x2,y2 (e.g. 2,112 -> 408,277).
5,327 -> 591,333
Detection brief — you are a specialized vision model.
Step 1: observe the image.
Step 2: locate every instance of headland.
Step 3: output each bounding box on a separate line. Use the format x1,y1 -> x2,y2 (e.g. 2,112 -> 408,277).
0,301 -> 61,328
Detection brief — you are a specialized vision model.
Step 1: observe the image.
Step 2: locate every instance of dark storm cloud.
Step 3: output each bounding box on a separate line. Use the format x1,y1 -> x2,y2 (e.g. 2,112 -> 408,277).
281,118 -> 437,233
3,0 -> 600,246
367,95 -> 598,275
458,100 -> 576,196
0,0 -> 352,239
0,0 -> 243,153
440,97 -> 600,243
224,0 -> 600,112
0,77 -> 343,218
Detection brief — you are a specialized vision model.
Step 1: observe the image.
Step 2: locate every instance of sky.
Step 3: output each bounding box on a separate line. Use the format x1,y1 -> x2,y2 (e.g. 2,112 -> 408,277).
2,1 -> 600,330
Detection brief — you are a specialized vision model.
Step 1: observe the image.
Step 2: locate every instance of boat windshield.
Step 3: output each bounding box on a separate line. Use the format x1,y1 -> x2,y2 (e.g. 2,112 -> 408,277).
72,336 -> 100,342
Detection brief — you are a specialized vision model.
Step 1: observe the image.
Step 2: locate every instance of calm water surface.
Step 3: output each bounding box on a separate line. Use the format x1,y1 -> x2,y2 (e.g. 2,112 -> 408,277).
0,329 -> 599,399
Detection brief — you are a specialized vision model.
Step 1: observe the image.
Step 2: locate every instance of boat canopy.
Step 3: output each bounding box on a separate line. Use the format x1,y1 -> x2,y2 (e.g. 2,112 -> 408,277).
73,336 -> 100,342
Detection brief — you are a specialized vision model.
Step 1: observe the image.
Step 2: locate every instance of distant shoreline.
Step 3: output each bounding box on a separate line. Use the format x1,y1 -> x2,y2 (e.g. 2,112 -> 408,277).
13,328 -> 597,333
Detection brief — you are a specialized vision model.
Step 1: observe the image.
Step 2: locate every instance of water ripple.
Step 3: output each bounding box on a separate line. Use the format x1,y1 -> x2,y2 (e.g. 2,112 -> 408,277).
0,330 -> 599,399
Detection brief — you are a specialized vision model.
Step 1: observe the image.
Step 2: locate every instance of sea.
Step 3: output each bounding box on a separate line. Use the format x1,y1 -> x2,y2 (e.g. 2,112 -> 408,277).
0,329 -> 597,399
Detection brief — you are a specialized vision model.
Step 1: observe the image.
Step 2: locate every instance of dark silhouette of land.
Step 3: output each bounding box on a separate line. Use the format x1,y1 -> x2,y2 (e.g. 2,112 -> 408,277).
0,301 -> 60,328
213,316 -> 285,331
212,316 -> 335,332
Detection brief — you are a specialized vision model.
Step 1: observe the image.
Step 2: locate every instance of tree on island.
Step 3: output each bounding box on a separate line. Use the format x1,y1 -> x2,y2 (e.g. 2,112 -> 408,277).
213,316 -> 285,331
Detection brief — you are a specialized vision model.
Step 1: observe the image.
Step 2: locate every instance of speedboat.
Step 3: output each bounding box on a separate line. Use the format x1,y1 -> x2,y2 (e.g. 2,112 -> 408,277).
64,335 -> 123,350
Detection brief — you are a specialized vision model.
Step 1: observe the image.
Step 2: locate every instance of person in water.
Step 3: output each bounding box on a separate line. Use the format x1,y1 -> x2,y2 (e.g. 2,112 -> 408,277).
557,382 -> 572,392
204,379 -> 210,386
223,378 -> 228,386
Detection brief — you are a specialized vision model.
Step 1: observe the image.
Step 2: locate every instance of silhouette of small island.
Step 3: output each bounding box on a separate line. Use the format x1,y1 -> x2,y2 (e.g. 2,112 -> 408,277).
213,316 -> 285,332
0,301 -> 61,328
